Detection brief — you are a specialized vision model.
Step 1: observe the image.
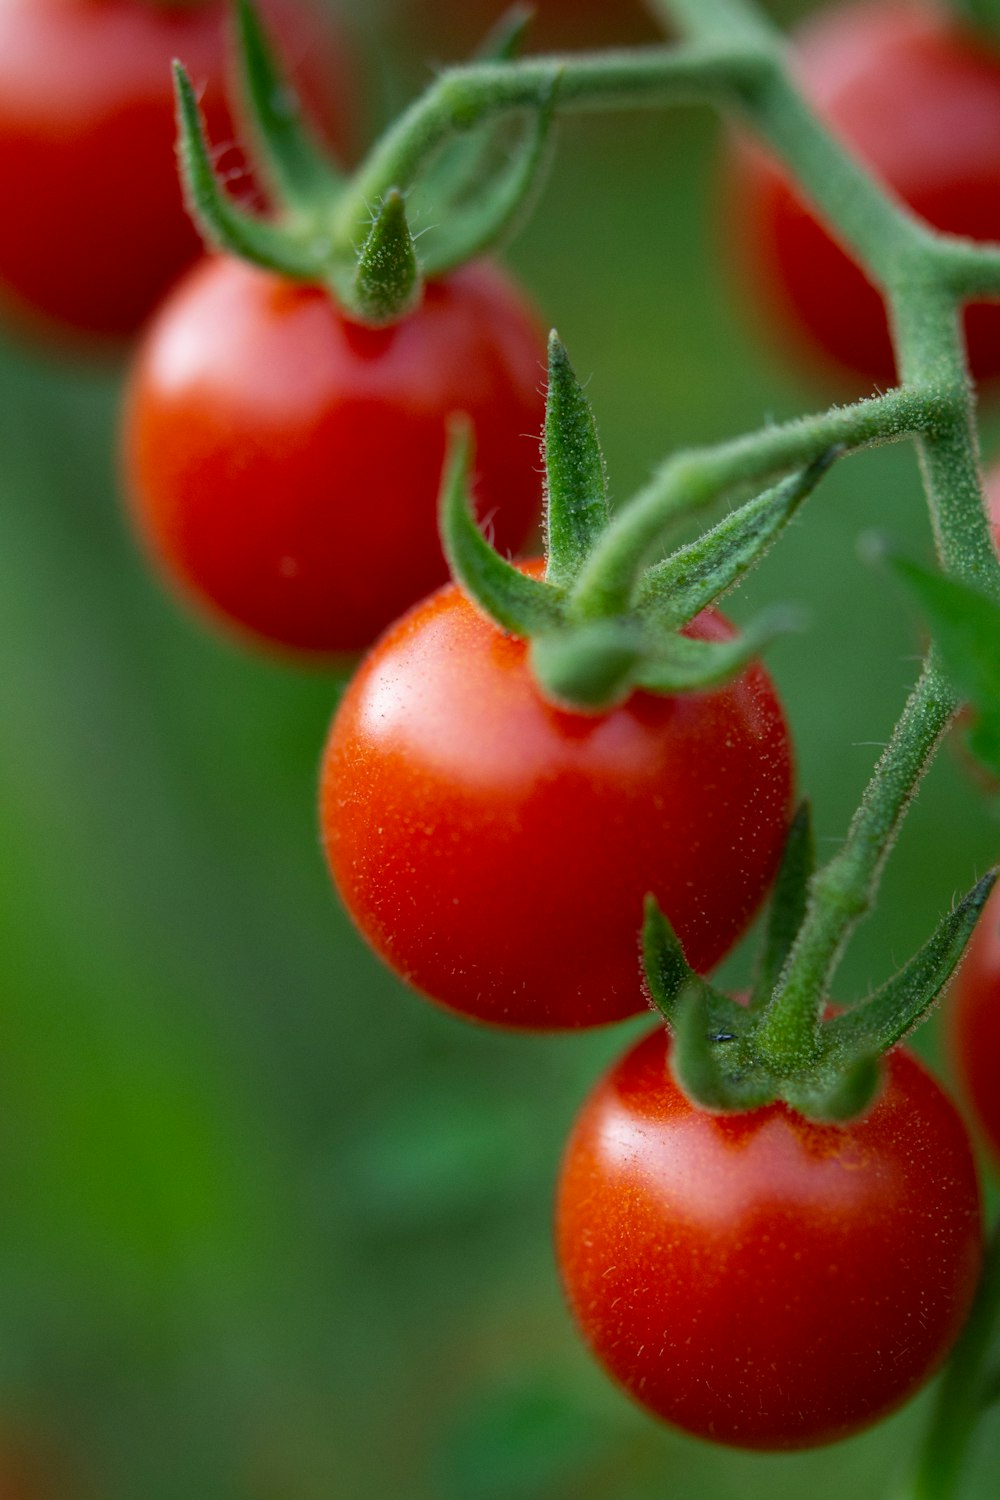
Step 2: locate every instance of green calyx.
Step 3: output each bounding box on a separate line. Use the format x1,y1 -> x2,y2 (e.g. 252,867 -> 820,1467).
441,331 -> 829,711
951,0 -> 1000,39
174,0 -> 556,325
644,804 -> 998,1122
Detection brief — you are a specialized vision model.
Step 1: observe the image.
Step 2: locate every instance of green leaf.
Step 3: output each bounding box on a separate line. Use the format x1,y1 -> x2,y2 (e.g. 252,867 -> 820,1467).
543,333 -> 611,590
750,801 -> 815,1011
418,82 -> 558,279
633,604 -> 806,694
439,419 -> 563,636
891,554 -> 1000,780
235,0 -> 343,207
823,871 -> 998,1055
636,449 -> 839,629
352,189 -> 422,325
173,63 -> 325,278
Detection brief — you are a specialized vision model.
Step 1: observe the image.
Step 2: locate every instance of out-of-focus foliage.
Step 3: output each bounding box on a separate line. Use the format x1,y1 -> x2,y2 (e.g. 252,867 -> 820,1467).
1,1 -> 999,1495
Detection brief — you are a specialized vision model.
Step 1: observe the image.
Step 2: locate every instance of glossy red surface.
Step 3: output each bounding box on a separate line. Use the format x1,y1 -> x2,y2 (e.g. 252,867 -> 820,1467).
728,0 -> 1000,387
321,583 -> 794,1028
0,0 -> 352,342
124,256 -> 546,655
953,881 -> 1000,1162
557,1027 -> 983,1448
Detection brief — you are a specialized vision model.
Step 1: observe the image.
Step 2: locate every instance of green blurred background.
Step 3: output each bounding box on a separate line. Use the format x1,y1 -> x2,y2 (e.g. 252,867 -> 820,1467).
2,0 -> 1000,1494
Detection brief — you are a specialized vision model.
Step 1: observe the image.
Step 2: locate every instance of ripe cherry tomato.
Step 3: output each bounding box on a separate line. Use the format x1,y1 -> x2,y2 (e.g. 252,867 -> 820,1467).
952,881 -> 1000,1162
0,0 -> 352,343
123,256 -> 545,656
727,0 -> 1000,387
557,1027 -> 982,1448
320,578 -> 794,1028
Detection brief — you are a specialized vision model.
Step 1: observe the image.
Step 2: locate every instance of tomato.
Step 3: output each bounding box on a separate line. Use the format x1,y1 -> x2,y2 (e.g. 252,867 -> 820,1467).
952,880 -> 1000,1162
557,1027 -> 982,1449
123,256 -> 545,656
320,578 -> 794,1028
988,458 -> 1000,548
0,0 -> 352,344
727,0 -> 1000,387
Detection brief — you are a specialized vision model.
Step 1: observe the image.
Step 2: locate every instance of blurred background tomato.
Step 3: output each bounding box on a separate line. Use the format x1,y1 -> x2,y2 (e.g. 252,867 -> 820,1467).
2,2 -> 1000,1496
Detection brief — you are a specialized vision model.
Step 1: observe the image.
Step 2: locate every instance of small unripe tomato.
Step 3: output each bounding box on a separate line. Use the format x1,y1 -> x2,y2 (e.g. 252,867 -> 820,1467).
557,1027 -> 983,1448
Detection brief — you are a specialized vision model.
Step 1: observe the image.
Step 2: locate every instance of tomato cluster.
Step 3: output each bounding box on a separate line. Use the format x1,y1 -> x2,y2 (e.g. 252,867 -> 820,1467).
5,0 -> 996,1472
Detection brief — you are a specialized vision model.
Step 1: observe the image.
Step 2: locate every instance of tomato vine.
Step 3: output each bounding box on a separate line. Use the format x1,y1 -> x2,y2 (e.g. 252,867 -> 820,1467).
120,0 -> 1000,1479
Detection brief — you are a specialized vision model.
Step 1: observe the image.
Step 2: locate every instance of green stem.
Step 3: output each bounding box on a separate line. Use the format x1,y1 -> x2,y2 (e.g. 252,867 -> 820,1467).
570,387 -> 931,616
907,1217 -> 1000,1500
331,44 -> 764,244
754,661 -> 957,1070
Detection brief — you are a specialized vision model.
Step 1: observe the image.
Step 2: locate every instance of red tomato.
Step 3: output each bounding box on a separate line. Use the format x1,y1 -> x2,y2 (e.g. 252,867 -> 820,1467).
952,881 -> 1000,1161
727,0 -> 1000,387
320,578 -> 794,1028
0,0 -> 352,344
123,256 -> 545,656
557,1027 -> 983,1448
988,459 -> 1000,548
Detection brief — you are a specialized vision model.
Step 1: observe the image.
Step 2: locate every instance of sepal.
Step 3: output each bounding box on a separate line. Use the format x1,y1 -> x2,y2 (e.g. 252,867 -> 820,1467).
822,871 -> 998,1055
174,63 -> 327,278
474,5 -> 536,60
632,604 -> 806,694
671,985 -> 777,1113
530,621 -> 641,710
235,0 -> 343,206
544,333 -> 611,589
636,450 -> 839,628
439,420 -> 563,634
351,189 -> 422,325
780,1053 -> 882,1123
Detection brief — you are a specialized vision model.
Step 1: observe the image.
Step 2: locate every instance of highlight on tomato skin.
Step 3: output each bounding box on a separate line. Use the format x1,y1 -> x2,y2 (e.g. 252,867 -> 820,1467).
122,256 -> 546,659
320,573 -> 795,1030
725,0 -> 1000,389
0,0 -> 353,345
556,1027 -> 984,1450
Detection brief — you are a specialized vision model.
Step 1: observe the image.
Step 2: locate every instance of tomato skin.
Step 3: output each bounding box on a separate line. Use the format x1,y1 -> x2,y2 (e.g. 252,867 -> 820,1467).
952,882 -> 1000,1162
320,580 -> 794,1029
727,0 -> 1000,387
557,1027 -> 983,1449
0,0 -> 352,344
123,257 -> 546,657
